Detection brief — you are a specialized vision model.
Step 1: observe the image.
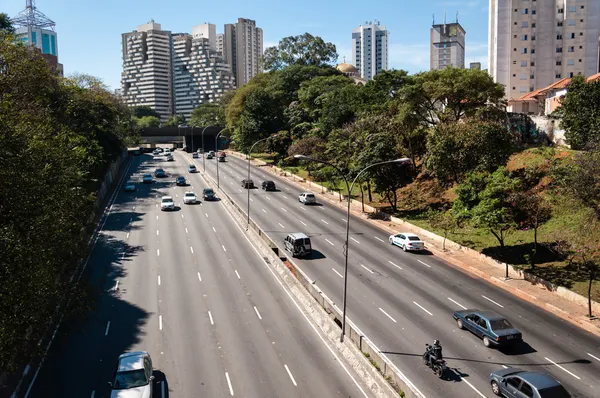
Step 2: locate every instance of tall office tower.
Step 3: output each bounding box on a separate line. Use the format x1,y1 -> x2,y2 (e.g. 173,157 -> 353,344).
216,33 -> 224,56
470,62 -> 482,70
430,15 -> 466,70
489,0 -> 600,100
351,21 -> 389,80
223,18 -> 263,87
121,21 -> 173,122
172,34 -> 235,120
192,23 -> 216,51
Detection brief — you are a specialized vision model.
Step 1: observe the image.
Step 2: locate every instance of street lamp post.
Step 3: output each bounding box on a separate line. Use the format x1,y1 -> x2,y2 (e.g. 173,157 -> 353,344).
215,128 -> 229,189
246,135 -> 277,229
201,125 -> 211,172
295,154 -> 410,342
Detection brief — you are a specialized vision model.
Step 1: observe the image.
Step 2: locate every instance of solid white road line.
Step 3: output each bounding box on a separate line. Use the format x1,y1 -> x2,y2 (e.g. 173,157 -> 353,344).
350,237 -> 360,244
157,249 -> 160,257
254,306 -> 263,320
235,270 -> 241,279
278,223 -> 285,228
156,215 -> 158,220
222,245 -> 227,252
544,357 -> 581,379
321,219 -> 329,224
225,372 -> 234,396
450,369 -> 486,397
413,301 -> 433,316
281,207 -> 288,212
481,295 -> 504,308
588,353 -> 600,362
190,246 -> 194,254
284,364 -> 298,387
159,315 -> 163,331
332,268 -> 344,278
325,238 -> 335,246
158,276 -> 161,286
417,260 -> 431,268
448,297 -> 467,310
104,321 -> 110,336
360,264 -> 374,274
375,236 -> 385,242
208,311 -> 214,325
388,260 -> 402,270
300,206 -> 306,211
197,272 -> 202,282
212,226 -> 216,233
299,220 -> 307,226
379,307 -> 397,323
262,208 -> 267,213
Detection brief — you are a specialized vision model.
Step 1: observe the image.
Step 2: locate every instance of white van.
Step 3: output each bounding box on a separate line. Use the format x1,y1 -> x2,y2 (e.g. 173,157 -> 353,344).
284,233 -> 312,258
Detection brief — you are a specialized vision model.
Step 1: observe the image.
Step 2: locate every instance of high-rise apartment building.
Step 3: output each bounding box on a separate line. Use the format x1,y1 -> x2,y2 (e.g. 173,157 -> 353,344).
222,18 -> 263,87
216,33 -> 224,56
470,62 -> 482,70
351,21 -> 389,80
172,34 -> 235,120
489,0 -> 600,100
192,23 -> 217,51
430,17 -> 466,70
121,21 -> 173,122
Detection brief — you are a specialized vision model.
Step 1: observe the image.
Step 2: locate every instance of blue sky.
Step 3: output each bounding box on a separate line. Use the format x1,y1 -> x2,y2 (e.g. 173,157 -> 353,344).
4,0 -> 490,90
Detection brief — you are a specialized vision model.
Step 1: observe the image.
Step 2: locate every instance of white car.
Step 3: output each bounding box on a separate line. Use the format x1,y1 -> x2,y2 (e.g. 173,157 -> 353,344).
389,233 -> 425,252
109,351 -> 154,398
298,192 -> 317,205
160,196 -> 175,211
183,191 -> 197,204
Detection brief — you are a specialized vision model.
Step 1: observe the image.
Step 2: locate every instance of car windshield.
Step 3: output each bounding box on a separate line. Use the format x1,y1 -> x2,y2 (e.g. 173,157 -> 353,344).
306,194 -> 315,198
162,198 -> 172,203
205,190 -> 214,195
144,174 -> 151,178
408,236 -> 421,241
538,385 -> 571,398
185,193 -> 194,197
490,318 -> 514,330
113,369 -> 148,389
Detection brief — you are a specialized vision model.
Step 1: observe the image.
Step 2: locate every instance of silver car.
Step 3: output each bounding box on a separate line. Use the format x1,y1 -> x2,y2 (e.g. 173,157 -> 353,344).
389,232 -> 425,252
298,192 -> 316,205
160,196 -> 175,211
109,351 -> 154,398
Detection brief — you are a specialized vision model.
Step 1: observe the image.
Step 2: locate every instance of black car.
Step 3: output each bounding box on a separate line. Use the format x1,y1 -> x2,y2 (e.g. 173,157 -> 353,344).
262,180 -> 276,191
176,176 -> 186,186
241,179 -> 255,189
453,309 -> 522,348
155,168 -> 167,178
203,188 -> 216,201
490,368 -> 571,397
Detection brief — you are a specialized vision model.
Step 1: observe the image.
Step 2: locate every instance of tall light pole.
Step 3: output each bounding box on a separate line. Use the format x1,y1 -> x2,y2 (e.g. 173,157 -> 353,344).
200,125 -> 211,172
246,135 -> 277,229
215,127 -> 229,189
295,154 -> 411,342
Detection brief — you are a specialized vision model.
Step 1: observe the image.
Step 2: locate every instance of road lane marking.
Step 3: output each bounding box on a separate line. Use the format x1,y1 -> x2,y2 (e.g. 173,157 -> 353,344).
157,249 -> 160,257
588,353 -> 600,362
286,187 -> 290,190
158,276 -> 161,286
208,311 -> 214,325
375,236 -> 384,242
321,219 -> 329,224
159,315 -> 163,330
156,215 -> 158,220
185,228 -> 188,234
300,206 -> 306,211
262,208 -> 267,213
121,252 -> 125,260
284,364 -> 297,387
379,307 -> 397,323
413,301 -> 433,316
388,260 -> 402,270
278,223 -> 285,228
235,270 -> 241,279
448,297 -> 467,310
360,264 -> 374,274
254,306 -> 263,320
544,357 -> 581,379
238,188 -> 242,192
332,268 -> 343,278
133,206 -> 135,210
281,207 -> 288,212
197,272 -> 202,282
450,369 -> 486,397
283,195 -> 288,199
342,218 -> 347,222
299,220 -> 307,226
222,245 -> 227,252
205,213 -> 209,217
266,196 -> 271,201
250,197 -> 253,202
325,238 -> 334,246
155,204 -> 158,208
126,233 -> 129,239
501,365 -> 509,369
113,280 -> 119,291
225,372 -> 234,396
481,295 -> 504,308
212,226 -> 216,233
104,321 -> 110,336
157,230 -> 159,236
417,260 -> 431,268
350,237 -> 360,244
190,246 -> 194,254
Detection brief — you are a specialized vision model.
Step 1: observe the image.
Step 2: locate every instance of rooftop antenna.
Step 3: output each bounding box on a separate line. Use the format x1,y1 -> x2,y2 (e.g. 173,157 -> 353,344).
11,0 -> 56,49
456,11 -> 459,23
433,13 -> 435,25
343,55 -> 346,63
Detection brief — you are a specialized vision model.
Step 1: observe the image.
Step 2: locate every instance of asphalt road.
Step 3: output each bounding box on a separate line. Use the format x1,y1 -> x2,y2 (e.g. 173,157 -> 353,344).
199,152 -> 600,398
26,149 -> 374,398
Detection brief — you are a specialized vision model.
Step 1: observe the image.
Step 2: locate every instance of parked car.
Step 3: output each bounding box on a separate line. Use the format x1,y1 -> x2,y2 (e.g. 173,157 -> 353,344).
453,309 -> 522,348
192,152 -> 199,159
389,233 -> 425,252
160,196 -> 175,211
155,168 -> 166,178
188,164 -> 197,173
203,188 -> 216,201
241,179 -> 255,189
262,180 -> 276,191
490,368 -> 571,397
109,351 -> 154,398
284,232 -> 312,258
142,174 -> 153,184
183,191 -> 197,204
124,182 -> 136,192
298,192 -> 316,205
176,176 -> 186,186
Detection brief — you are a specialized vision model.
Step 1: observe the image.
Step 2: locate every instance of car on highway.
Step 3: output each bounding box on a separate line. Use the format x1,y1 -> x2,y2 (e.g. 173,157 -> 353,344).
160,196 -> 175,211
156,147 -> 164,153
206,152 -> 214,159
124,182 -> 136,192
203,188 -> 216,201
108,351 -> 154,398
490,368 -> 571,397
176,176 -> 186,186
262,180 -> 276,191
183,191 -> 197,204
192,152 -> 199,158
188,164 -> 197,173
284,232 -> 312,258
152,149 -> 160,156
241,179 -> 255,189
142,174 -> 153,184
389,232 -> 425,252
298,192 -> 316,205
218,154 -> 226,162
453,309 -> 522,348
166,154 -> 174,161
155,168 -> 166,178
164,148 -> 171,154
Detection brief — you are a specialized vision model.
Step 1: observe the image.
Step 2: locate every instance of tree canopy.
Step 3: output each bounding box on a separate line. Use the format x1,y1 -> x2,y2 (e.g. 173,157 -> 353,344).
263,33 -> 338,71
557,75 -> 600,149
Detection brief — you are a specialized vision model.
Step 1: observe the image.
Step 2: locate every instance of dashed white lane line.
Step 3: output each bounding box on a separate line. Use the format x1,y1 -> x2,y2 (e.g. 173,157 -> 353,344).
360,264 -> 374,274
379,307 -> 397,323
249,197 -> 253,202
450,369 -> 486,398
230,181 -> 233,185
448,297 -> 467,310
238,188 -> 242,192
157,249 -> 160,257
332,268 -> 344,278
300,206 -> 306,211
222,245 -> 227,252
281,207 -> 288,212
208,311 -> 214,325
159,315 -> 163,331
350,237 -> 360,244
212,226 -> 216,233
266,196 -> 271,201
126,232 -> 129,239
104,321 -> 110,336
284,364 -> 297,387
156,230 -> 159,236
190,246 -> 194,254
133,206 -> 136,210
156,215 -> 158,220
501,365 -> 509,369
197,272 -> 202,282
413,301 -> 433,316
342,218 -> 347,222
156,204 -> 158,208
262,208 -> 267,213
121,252 -> 125,260
158,275 -> 161,286
185,228 -> 188,234
286,187 -> 290,190
299,220 -> 307,226
283,195 -> 288,199
181,214 -> 184,219
325,238 -> 335,246
205,212 -> 209,217
481,295 -> 504,308
225,372 -> 234,396
254,306 -> 263,320
588,353 -> 600,362
375,236 -> 384,242
278,223 -> 285,228
235,270 -> 241,279
113,280 -> 119,291
388,260 -> 402,270
417,260 -> 431,268
544,357 -> 581,380
321,219 -> 329,224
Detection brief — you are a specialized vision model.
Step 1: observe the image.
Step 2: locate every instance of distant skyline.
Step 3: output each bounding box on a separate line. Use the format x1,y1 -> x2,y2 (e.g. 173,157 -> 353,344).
4,0 -> 490,90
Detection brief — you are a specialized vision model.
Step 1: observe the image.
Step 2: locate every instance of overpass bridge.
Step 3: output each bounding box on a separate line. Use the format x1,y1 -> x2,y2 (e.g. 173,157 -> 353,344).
139,126 -> 229,152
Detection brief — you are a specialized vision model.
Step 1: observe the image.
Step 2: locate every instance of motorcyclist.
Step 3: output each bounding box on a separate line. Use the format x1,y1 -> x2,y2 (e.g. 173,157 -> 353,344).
427,339 -> 443,365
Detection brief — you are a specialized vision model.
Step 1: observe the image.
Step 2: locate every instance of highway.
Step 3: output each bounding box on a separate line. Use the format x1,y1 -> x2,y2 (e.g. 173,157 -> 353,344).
199,152 -> 600,398
26,149 -> 374,398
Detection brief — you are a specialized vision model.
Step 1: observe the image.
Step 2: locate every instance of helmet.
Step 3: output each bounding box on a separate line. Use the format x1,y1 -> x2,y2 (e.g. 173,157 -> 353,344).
434,339 -> 440,345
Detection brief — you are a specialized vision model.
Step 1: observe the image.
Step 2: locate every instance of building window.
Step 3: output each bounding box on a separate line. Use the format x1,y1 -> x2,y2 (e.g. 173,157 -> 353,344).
558,8 -> 564,13
514,34 -> 518,38
568,59 -> 574,65
568,6 -> 576,12
580,32 -> 583,36
568,46 -> 574,52
531,48 -> 535,53
557,34 -> 563,39
530,61 -> 535,66
532,23 -> 536,28
522,35 -> 528,40
569,72 -> 574,77
522,8 -> 529,14
521,60 -> 527,67
514,48 -> 517,51
530,74 -> 535,79
530,86 -> 535,92
512,87 -> 516,90
522,48 -> 528,54
520,86 -> 528,93
556,47 -> 563,52
520,73 -> 527,80
532,35 -> 536,40
579,45 -> 583,49
532,9 -> 536,14
557,21 -> 563,26
522,21 -> 529,28
513,60 -> 517,64
568,19 -> 576,26
556,73 -> 562,78
556,60 -> 562,65
579,59 -> 582,62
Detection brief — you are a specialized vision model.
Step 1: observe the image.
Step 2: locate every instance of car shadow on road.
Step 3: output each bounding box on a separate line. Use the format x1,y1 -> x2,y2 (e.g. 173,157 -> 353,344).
413,249 -> 435,256
499,341 -> 537,355
303,249 -> 326,260
152,370 -> 169,397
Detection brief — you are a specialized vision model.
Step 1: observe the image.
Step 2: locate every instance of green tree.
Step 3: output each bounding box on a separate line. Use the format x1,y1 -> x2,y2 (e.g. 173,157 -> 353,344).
164,114 -> 186,127
132,105 -> 161,119
318,83 -> 368,132
190,103 -> 225,127
557,75 -> 600,149
561,146 -> 600,218
263,33 -> 338,71
135,116 -> 161,129
365,69 -> 410,104
0,13 -> 14,34
428,209 -> 458,251
297,74 -> 352,121
510,191 -> 552,267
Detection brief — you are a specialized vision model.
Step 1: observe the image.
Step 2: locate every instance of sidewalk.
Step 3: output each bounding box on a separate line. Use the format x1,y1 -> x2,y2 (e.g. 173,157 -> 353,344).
229,151 -> 600,337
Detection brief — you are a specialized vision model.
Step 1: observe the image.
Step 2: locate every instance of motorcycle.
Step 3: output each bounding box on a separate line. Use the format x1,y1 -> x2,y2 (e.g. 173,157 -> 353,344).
422,343 -> 447,378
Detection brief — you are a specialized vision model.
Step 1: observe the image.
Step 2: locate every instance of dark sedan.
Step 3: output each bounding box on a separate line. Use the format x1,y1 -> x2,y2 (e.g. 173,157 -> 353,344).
490,368 -> 571,397
262,180 -> 276,191
155,168 -> 167,178
176,176 -> 186,186
241,179 -> 255,189
453,309 -> 522,348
